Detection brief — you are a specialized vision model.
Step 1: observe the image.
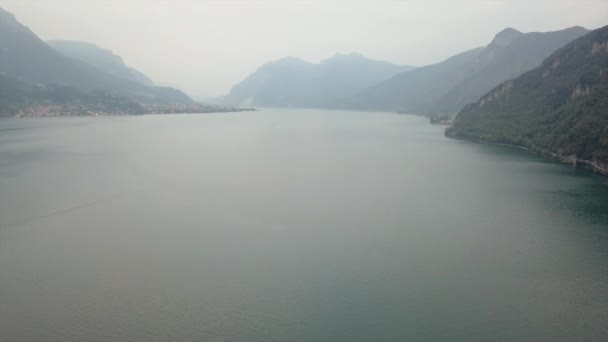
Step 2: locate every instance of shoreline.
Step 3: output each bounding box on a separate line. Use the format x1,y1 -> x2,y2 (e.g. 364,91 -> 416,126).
3,107 -> 257,118
445,130 -> 608,177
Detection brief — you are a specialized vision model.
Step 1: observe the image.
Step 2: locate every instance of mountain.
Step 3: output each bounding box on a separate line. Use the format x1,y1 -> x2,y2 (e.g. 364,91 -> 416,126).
346,47 -> 485,114
0,7 -> 190,105
433,26 -> 590,114
219,52 -> 414,108
0,73 -> 146,116
349,26 -> 590,115
47,40 -> 155,86
0,74 -> 31,115
447,26 -> 608,175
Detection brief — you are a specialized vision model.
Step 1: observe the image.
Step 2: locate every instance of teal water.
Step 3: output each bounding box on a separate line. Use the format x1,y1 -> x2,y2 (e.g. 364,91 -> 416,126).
1,109 -> 607,341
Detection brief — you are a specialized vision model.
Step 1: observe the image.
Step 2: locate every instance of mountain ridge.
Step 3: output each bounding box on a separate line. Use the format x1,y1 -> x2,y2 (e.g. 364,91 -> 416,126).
347,26 -> 589,116
47,40 -> 155,86
0,7 -> 191,104
447,25 -> 608,175
218,53 -> 414,108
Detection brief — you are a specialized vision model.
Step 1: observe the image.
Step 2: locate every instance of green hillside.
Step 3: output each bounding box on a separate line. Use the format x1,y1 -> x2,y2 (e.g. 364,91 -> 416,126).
447,25 -> 608,174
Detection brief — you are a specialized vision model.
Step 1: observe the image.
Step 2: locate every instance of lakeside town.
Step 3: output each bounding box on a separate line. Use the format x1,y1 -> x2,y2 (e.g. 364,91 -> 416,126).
13,102 -> 256,117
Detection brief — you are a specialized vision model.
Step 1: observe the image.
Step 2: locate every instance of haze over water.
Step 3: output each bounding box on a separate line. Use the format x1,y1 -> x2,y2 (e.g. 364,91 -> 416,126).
1,109 -> 607,341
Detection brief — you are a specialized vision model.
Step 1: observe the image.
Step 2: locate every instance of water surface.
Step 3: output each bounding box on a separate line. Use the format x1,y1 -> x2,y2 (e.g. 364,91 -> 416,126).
1,109 -> 607,341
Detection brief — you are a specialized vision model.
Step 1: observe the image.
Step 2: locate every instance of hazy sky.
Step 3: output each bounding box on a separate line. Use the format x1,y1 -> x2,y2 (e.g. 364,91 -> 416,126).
1,0 -> 606,99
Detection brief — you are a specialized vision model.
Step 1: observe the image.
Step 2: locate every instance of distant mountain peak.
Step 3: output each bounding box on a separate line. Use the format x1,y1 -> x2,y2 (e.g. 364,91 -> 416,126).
330,52 -> 365,59
448,25 -> 608,175
0,7 -> 29,32
489,27 -> 523,48
271,56 -> 309,65
0,7 -> 15,19
0,9 -> 189,104
321,52 -> 373,65
222,52 -> 411,108
563,26 -> 589,34
350,25 -> 588,115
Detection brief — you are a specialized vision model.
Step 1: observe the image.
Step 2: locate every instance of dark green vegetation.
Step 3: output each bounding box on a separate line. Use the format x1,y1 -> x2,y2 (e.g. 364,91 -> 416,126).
219,53 -> 413,108
448,25 -> 608,175
347,27 -> 589,115
429,112 -> 456,125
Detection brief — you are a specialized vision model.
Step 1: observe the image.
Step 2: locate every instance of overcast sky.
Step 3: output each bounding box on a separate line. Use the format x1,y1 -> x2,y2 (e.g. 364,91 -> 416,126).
1,0 -> 606,99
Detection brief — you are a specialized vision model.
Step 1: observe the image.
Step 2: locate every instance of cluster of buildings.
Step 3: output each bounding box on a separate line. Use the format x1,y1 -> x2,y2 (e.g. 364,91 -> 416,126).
11,103 -> 256,117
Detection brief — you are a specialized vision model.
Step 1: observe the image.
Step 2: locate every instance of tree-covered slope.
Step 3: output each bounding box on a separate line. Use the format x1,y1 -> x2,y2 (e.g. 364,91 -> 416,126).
447,25 -> 608,173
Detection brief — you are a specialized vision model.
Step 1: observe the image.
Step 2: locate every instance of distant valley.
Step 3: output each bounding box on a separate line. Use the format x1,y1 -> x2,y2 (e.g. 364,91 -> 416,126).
0,7 -> 606,177
0,5 -> 594,121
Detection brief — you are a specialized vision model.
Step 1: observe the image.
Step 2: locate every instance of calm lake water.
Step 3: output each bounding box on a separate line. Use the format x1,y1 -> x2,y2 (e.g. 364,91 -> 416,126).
1,109 -> 607,341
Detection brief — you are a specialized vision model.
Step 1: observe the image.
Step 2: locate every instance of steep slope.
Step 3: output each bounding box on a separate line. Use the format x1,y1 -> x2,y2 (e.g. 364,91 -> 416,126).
220,53 -> 413,108
433,26 -> 589,114
350,27 -> 589,115
0,74 -> 30,115
347,47 -> 485,113
47,40 -> 155,86
222,57 -> 315,107
447,26 -> 608,174
0,8 -> 190,104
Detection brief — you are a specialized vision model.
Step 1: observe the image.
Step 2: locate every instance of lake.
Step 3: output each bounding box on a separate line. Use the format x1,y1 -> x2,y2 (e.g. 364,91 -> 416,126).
1,109 -> 607,341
